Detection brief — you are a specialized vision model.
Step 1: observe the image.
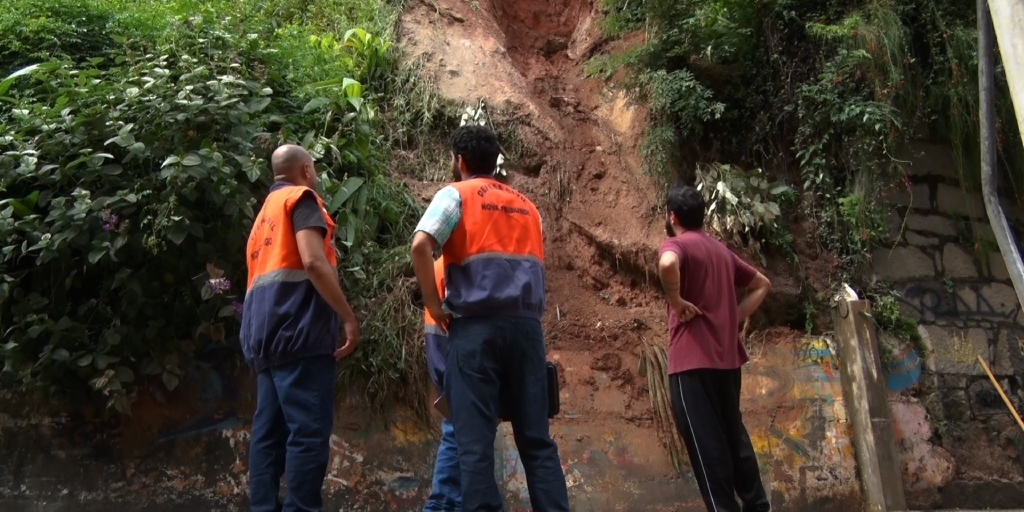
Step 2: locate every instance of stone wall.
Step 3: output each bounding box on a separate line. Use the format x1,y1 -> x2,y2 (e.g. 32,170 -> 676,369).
870,141 -> 1024,508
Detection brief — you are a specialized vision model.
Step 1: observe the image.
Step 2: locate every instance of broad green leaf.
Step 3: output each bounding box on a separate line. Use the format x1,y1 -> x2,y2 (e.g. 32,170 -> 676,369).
181,153 -> 202,166
246,164 -> 261,182
8,199 -> 31,217
218,305 -> 237,317
344,28 -> 368,45
161,155 -> 180,168
88,247 -> 106,264
328,177 -> 365,213
310,77 -> 344,89
347,215 -> 358,247
162,371 -> 180,391
77,354 -> 93,367
303,97 -> 331,113
342,78 -> 363,99
247,97 -> 271,112
0,77 -> 14,97
167,224 -> 187,245
114,366 -> 135,383
4,63 -> 42,82
52,349 -> 70,362
94,353 -> 120,370
23,191 -> 40,209
185,165 -> 209,179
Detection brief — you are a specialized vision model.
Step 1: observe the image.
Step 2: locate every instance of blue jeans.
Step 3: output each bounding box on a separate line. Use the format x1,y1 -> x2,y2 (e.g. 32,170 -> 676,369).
424,418 -> 462,511
249,355 -> 335,512
444,315 -> 570,512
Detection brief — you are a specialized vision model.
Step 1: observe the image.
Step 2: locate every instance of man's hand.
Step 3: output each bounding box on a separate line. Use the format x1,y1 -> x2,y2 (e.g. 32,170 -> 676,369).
669,296 -> 702,323
738,272 -> 771,322
297,228 -> 361,360
659,250 -> 700,323
412,231 -> 452,331
334,320 -> 361,361
426,304 -> 451,334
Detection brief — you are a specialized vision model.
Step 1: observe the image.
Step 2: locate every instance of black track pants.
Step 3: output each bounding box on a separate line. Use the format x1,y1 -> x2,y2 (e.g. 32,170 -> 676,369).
669,369 -> 771,512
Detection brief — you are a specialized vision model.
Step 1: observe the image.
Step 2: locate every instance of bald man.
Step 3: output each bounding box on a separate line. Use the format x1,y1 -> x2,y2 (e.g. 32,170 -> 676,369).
241,144 -> 360,512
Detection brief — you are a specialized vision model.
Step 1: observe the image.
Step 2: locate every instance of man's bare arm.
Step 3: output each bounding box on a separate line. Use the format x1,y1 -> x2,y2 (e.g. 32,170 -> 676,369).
296,229 -> 357,324
659,251 -> 701,322
738,272 -> 771,321
411,231 -> 445,321
658,251 -> 682,298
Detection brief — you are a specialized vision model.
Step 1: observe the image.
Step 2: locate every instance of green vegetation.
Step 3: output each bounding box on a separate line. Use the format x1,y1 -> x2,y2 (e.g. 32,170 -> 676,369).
593,0 -> 1022,345
867,285 -> 928,362
694,163 -> 796,265
0,0 -> 450,419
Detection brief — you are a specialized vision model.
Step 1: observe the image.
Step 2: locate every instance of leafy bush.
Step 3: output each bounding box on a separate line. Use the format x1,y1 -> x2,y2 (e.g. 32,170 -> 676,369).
0,55 -> 277,412
0,0 -> 119,74
1,0 -> 435,418
695,163 -> 795,264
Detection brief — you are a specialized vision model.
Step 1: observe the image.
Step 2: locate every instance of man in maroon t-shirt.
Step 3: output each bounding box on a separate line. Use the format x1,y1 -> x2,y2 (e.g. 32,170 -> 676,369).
657,184 -> 772,512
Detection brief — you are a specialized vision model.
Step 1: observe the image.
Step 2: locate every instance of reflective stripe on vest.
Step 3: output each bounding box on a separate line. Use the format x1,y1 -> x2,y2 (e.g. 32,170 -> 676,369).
245,186 -> 337,295
441,178 -> 545,318
423,257 -> 447,329
424,257 -> 448,391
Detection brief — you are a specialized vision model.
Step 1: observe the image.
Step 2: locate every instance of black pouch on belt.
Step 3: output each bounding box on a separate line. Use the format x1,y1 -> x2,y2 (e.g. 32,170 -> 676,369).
546,361 -> 560,418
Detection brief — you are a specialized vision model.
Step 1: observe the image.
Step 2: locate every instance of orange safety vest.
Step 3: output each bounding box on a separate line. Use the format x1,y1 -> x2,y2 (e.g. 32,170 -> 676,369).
240,183 -> 338,372
424,257 -> 448,391
245,186 -> 337,290
441,178 -> 545,318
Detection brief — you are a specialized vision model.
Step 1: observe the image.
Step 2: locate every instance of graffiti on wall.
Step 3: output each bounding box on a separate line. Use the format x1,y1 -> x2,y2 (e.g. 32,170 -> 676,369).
901,283 -> 1021,322
743,337 -> 859,507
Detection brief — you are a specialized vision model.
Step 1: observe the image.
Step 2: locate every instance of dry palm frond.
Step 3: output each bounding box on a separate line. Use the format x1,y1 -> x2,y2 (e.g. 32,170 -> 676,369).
638,336 -> 688,472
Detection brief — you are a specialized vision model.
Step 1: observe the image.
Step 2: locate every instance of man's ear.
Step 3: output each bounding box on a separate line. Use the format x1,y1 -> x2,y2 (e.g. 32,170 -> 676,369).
456,154 -> 468,174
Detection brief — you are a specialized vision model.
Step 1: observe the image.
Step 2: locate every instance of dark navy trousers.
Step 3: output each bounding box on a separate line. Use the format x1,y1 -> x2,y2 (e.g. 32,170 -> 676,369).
443,315 -> 570,512
249,355 -> 336,512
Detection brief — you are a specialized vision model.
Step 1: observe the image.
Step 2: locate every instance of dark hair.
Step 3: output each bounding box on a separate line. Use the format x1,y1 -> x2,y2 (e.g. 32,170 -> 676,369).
450,125 -> 500,176
667,184 -> 705,230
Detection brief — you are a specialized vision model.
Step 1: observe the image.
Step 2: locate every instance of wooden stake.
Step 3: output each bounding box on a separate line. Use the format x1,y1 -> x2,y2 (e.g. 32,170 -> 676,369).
977,354 -> 1024,432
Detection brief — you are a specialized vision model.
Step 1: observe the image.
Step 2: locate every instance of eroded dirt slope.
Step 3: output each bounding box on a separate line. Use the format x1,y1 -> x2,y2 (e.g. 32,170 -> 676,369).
400,0 -> 669,430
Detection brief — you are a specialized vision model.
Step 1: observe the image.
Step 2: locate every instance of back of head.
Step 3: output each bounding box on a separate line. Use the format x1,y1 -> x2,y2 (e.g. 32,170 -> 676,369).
667,184 -> 705,230
450,125 -> 500,176
271,144 -> 316,188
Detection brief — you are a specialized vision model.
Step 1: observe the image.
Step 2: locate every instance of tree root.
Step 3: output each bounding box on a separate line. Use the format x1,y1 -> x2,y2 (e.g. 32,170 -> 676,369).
569,220 -> 658,284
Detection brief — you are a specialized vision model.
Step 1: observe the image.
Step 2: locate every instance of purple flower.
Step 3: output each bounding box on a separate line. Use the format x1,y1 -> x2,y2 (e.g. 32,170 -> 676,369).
207,278 -> 231,294
101,209 -> 120,232
232,300 -> 243,319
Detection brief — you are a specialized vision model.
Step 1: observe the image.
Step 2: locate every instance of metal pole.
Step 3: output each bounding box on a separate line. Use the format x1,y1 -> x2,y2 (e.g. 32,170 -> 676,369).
979,0 -> 1024,313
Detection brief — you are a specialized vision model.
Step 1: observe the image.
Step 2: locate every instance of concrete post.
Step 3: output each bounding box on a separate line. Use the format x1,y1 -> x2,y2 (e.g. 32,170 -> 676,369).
833,290 -> 908,511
